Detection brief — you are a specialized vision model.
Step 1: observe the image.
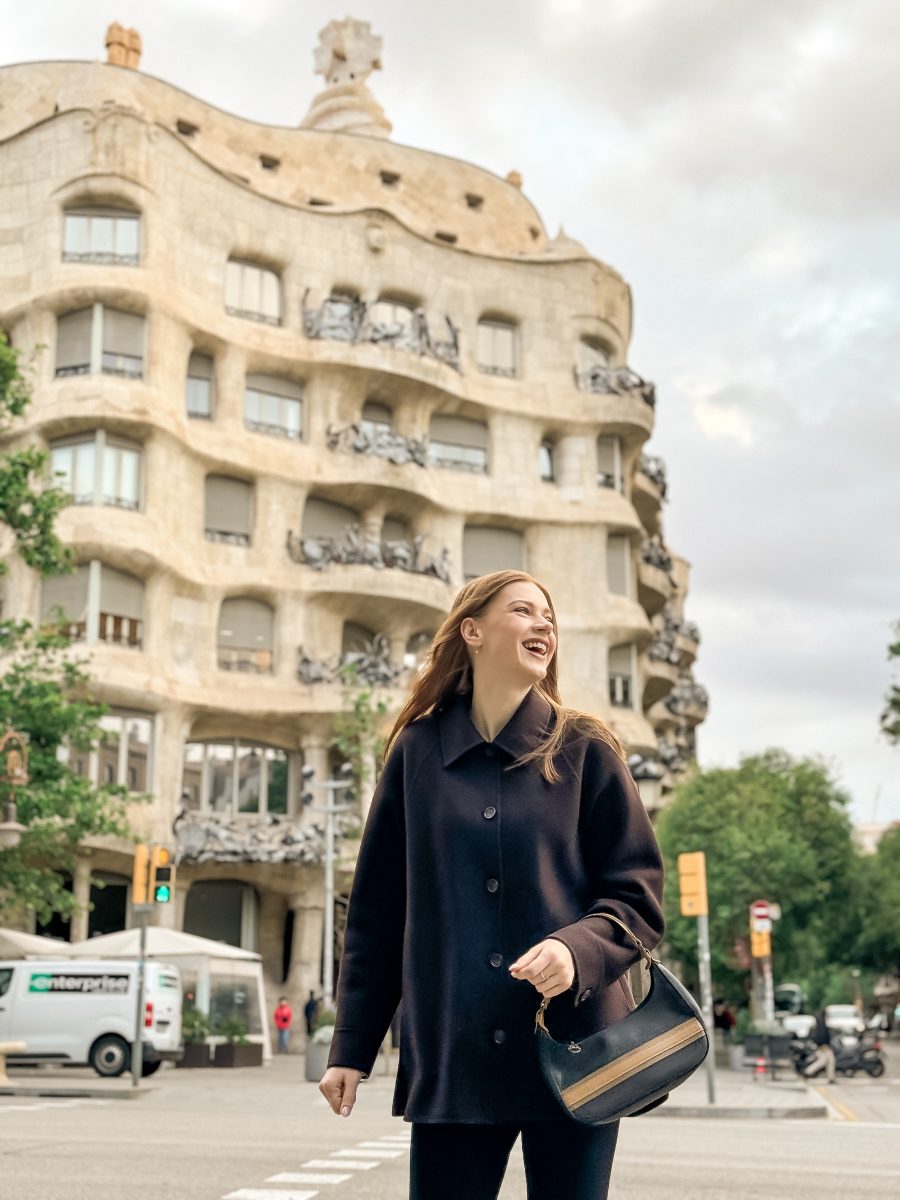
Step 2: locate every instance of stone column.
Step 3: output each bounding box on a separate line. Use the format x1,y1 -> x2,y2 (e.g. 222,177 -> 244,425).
555,434 -> 591,499
70,855 -> 93,943
287,892 -> 325,1014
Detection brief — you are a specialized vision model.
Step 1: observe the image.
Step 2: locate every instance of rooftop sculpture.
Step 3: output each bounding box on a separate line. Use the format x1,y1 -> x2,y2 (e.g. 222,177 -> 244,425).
301,18 -> 391,138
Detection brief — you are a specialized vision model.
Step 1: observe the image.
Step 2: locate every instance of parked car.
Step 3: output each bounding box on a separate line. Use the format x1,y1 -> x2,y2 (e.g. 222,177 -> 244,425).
777,1012 -> 816,1038
0,958 -> 183,1077
825,1004 -> 866,1038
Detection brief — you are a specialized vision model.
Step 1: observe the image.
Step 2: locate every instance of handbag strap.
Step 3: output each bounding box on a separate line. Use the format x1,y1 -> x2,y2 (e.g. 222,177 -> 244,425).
535,911 -> 657,1032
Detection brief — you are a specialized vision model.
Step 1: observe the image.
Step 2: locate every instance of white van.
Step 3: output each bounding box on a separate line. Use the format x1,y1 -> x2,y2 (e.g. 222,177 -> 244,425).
0,959 -> 183,1077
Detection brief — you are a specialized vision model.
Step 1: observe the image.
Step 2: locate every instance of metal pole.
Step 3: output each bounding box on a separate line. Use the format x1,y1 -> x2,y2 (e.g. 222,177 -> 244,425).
323,788 -> 335,1010
696,912 -> 716,1104
131,908 -> 148,1088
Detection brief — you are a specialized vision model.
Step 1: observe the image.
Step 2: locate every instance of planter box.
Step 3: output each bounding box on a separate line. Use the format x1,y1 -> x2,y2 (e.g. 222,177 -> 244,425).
214,1042 -> 264,1069
176,1041 -> 213,1069
304,1038 -> 332,1082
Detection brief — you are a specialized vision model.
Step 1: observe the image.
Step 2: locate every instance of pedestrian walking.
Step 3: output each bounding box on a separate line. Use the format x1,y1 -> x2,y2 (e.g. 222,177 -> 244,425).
273,996 -> 293,1054
319,570 -> 665,1199
804,1008 -> 836,1083
304,990 -> 319,1037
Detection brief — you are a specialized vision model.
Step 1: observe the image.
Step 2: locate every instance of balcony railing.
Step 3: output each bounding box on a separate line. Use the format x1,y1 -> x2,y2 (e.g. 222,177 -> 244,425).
62,251 -> 140,267
302,291 -> 461,372
287,524 -> 452,583
217,646 -> 274,674
575,363 -> 656,407
664,680 -> 709,718
98,612 -> 142,647
638,453 -> 668,497
326,422 -> 428,467
298,632 -> 404,687
641,537 -> 673,573
206,528 -> 251,547
101,352 -> 143,379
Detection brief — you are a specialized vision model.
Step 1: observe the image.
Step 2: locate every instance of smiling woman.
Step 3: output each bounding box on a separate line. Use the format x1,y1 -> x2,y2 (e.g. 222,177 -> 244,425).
320,569 -> 665,1200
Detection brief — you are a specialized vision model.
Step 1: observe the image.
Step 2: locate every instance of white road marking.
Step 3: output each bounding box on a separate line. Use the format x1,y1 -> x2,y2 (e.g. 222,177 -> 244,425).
354,1141 -> 408,1153
333,1147 -> 403,1158
223,1190 -> 319,1200
0,1098 -> 111,1113
301,1159 -> 379,1170
267,1174 -> 351,1186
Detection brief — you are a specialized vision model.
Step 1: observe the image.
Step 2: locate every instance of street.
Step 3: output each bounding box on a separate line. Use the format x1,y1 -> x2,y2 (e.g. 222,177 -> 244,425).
1,1042 -> 898,1200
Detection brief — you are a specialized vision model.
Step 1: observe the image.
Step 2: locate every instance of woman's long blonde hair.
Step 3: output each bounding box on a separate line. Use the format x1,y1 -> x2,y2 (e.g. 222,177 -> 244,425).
383,570 -> 626,782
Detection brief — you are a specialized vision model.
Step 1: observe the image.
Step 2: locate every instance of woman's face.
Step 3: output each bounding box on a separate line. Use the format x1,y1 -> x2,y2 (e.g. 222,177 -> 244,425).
465,580 -> 557,684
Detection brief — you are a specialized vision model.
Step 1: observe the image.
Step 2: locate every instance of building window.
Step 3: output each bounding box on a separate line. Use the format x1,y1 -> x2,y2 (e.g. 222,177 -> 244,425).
225,259 -> 281,325
62,207 -> 141,266
607,534 -> 631,596
370,297 -> 415,343
609,643 -> 635,708
244,373 -> 303,440
360,400 -> 392,440
477,318 -> 517,377
50,431 -> 141,510
427,414 -> 489,474
186,351 -> 214,418
577,337 -> 612,374
463,526 -> 525,582
381,514 -> 410,543
182,741 -> 294,817
61,710 -> 154,793
596,435 -> 622,491
217,597 -> 274,673
55,305 -> 145,379
205,476 -> 253,546
539,440 -> 555,482
302,496 -> 360,541
41,561 -> 144,648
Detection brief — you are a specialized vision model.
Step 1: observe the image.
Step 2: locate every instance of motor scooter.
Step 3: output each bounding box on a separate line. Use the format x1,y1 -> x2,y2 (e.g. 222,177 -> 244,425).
791,1033 -> 885,1079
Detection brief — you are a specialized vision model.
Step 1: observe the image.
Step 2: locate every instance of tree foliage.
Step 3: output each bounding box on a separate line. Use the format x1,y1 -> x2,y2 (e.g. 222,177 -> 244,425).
655,749 -> 864,1004
0,333 -> 137,923
880,621 -> 900,745
329,661 -> 388,804
857,824 -> 900,979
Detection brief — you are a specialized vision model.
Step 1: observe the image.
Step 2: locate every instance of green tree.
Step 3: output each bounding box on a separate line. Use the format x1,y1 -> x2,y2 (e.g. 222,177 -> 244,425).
857,824 -> 900,981
0,334 -> 136,924
655,749 -> 865,1005
880,621 -> 900,745
329,661 -> 388,822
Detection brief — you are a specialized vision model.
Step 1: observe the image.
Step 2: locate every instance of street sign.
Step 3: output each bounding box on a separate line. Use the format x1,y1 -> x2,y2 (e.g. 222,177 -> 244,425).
677,851 -> 708,917
752,917 -> 772,934
750,900 -> 770,920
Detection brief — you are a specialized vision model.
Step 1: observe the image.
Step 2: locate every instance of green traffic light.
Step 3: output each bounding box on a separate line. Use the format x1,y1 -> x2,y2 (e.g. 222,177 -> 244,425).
154,884 -> 171,903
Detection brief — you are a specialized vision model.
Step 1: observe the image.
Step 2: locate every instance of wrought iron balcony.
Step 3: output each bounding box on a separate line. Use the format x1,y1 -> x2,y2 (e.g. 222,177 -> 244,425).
574,363 -> 655,407
638,453 -> 668,497
302,291 -> 461,372
298,632 -> 404,687
286,523 -> 452,583
664,679 -> 709,718
641,537 -> 673,573
326,422 -> 428,467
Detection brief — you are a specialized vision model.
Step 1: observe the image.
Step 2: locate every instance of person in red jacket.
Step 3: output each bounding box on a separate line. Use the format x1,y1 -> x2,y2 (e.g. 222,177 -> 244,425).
274,996 -> 293,1054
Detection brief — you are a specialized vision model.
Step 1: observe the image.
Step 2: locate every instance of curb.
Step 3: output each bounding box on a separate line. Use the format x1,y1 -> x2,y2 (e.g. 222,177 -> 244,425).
0,1084 -> 148,1100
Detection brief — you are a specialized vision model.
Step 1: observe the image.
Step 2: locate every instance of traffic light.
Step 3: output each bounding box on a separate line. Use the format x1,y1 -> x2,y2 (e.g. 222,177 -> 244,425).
132,843 -> 150,904
149,845 -> 175,903
677,850 -> 708,917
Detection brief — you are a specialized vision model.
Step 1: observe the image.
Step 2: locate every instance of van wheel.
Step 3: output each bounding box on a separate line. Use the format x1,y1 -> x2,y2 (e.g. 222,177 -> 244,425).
141,1060 -> 162,1077
89,1035 -> 130,1077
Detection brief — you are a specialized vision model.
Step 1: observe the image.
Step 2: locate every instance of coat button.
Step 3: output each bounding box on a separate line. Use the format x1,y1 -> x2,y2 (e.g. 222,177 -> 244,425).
483,806 -> 497,819
578,988 -> 592,1003
489,952 -> 503,968
493,1029 -> 507,1044
485,878 -> 499,893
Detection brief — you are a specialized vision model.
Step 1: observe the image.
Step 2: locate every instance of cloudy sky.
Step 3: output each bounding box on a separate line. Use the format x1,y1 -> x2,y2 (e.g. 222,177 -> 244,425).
6,1 -> 899,824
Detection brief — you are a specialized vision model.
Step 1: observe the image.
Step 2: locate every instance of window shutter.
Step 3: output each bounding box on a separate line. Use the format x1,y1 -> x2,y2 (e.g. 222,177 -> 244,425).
41,566 -> 90,622
103,308 -> 144,357
342,622 -> 376,654
245,373 -> 303,400
205,476 -> 252,536
463,526 -> 524,578
608,644 -> 632,674
188,352 -> 213,380
100,566 -> 144,619
302,497 -> 359,538
607,535 -> 630,595
429,414 -> 488,448
56,309 -> 93,371
362,401 -> 392,426
218,598 -> 273,648
382,515 -> 409,542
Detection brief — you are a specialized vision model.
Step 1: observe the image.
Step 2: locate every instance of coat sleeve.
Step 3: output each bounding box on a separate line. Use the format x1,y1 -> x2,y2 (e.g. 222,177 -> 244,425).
544,740 -> 665,1007
326,733 -> 407,1078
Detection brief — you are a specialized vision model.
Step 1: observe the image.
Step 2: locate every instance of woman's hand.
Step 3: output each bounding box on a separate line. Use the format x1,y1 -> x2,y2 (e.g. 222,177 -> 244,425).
508,939 -> 575,998
319,1066 -> 366,1117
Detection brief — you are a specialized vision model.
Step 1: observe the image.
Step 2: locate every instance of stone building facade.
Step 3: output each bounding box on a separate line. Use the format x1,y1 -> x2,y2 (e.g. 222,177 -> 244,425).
0,21 -> 706,1027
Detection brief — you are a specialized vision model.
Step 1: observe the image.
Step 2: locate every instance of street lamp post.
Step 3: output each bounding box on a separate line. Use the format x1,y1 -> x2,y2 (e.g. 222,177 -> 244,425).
0,730 -> 29,850
303,761 -> 355,1010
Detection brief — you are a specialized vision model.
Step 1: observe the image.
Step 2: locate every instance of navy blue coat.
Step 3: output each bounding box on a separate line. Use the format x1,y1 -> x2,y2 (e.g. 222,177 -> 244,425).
327,686 -> 665,1123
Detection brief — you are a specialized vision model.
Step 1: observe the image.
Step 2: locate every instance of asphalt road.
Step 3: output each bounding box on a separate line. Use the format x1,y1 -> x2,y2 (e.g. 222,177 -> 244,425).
1,1041 -> 897,1200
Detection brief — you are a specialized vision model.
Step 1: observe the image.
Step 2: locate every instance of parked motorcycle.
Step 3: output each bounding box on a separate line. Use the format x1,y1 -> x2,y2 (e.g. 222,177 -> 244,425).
791,1033 -> 886,1079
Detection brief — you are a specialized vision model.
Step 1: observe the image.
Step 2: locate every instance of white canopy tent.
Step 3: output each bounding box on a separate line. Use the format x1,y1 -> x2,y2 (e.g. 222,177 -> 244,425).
0,928 -> 71,959
65,927 -> 271,1060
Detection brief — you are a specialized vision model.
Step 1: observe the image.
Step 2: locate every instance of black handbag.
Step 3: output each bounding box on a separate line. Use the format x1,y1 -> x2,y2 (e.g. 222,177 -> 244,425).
535,913 -> 709,1124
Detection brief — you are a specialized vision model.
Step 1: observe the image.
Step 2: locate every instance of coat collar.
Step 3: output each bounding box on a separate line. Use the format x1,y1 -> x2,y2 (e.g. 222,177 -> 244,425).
437,687 -> 554,767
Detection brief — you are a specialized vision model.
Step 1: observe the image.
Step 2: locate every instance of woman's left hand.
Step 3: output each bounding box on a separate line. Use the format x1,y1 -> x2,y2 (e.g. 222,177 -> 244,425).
508,939 -> 575,998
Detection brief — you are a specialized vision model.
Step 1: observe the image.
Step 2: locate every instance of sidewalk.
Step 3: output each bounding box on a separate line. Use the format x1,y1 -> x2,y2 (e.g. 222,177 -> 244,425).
0,1064 -> 148,1099
646,1067 -> 828,1119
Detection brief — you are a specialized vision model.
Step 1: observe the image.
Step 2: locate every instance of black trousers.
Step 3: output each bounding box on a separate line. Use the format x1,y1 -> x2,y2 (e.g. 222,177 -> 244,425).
409,1118 -> 620,1200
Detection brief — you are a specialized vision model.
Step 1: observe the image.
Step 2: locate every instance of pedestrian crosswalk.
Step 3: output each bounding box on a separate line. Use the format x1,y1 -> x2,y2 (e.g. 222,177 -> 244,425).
222,1129 -> 411,1199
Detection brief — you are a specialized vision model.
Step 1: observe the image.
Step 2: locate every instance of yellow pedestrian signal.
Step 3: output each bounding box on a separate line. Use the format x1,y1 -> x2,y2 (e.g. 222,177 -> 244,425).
132,843 -> 150,904
677,851 -> 708,917
149,845 -> 175,904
